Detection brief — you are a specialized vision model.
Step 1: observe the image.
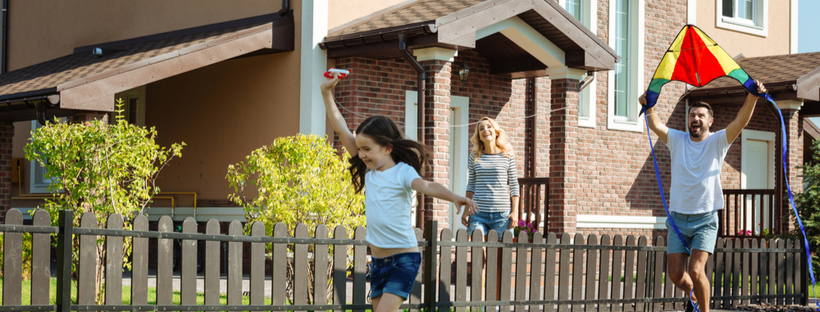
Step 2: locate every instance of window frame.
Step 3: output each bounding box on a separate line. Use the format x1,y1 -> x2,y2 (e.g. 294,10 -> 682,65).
560,0 -> 598,128
716,0 -> 768,37
607,0 -> 644,132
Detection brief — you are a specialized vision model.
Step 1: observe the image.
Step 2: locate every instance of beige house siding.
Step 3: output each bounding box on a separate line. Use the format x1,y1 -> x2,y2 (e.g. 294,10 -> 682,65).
696,0 -> 792,58
6,0 -> 280,71
147,52 -> 300,203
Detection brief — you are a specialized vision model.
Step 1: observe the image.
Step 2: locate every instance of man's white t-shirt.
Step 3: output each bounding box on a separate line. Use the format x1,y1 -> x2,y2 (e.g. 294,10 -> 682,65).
364,162 -> 421,249
665,129 -> 732,214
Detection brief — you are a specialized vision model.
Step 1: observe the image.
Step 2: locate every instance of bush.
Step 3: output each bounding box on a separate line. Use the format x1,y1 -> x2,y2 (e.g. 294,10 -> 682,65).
226,134 -> 366,303
794,139 -> 820,271
24,99 -> 184,303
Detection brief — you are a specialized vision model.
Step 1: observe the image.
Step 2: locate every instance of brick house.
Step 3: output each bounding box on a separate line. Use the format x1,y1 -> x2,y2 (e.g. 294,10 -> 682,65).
0,0 -> 812,240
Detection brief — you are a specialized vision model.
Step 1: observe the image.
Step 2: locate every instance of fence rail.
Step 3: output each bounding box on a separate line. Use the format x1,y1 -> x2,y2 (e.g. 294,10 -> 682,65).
0,209 -> 809,312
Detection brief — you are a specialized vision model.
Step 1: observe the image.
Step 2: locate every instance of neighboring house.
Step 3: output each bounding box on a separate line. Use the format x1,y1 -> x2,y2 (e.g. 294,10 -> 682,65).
0,0 -> 809,239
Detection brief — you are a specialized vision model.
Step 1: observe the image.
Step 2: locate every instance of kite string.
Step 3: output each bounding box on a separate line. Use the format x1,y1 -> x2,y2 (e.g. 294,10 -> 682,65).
334,98 -> 568,129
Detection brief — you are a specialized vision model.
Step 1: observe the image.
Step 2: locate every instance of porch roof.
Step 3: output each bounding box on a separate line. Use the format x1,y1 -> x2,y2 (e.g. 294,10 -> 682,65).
686,52 -> 820,112
0,12 -> 294,123
320,0 -> 619,77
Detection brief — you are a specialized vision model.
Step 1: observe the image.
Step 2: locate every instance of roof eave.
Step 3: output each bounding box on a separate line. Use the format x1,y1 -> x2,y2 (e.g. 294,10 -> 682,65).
687,81 -> 799,105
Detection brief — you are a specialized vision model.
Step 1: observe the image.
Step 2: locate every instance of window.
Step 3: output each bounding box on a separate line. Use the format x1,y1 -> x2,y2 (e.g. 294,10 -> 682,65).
114,86 -> 146,126
716,0 -> 767,37
613,0 -> 630,118
29,119 -> 65,193
565,0 -> 582,20
607,0 -> 644,132
560,0 -> 598,127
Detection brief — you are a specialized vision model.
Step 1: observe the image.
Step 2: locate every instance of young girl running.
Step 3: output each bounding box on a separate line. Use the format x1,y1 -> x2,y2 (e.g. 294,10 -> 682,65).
320,71 -> 477,312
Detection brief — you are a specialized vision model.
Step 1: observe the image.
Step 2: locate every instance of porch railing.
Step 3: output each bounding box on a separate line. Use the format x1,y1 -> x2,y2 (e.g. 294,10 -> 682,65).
0,210 -> 809,312
720,189 -> 780,238
518,177 -> 549,232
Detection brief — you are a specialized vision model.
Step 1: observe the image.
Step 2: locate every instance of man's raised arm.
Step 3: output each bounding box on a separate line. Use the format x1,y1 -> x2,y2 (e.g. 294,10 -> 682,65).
725,80 -> 766,144
641,95 -> 669,143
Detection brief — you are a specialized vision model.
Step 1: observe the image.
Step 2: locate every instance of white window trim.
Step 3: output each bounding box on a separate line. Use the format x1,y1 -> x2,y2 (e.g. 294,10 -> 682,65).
716,0 -> 768,37
607,0 -> 644,132
577,214 -> 667,229
560,0 -> 598,128
740,129 -> 775,189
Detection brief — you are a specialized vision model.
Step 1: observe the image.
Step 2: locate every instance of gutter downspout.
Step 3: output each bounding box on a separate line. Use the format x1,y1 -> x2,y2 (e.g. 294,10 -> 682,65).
399,34 -> 427,230
277,0 -> 289,17
2,0 -> 8,74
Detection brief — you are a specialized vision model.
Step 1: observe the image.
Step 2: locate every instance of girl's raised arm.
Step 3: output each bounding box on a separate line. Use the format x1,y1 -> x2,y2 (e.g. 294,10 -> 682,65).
320,73 -> 358,156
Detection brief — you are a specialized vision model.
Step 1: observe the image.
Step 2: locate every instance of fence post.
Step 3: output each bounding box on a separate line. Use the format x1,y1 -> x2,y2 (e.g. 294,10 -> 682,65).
801,239 -> 808,306
56,210 -> 74,312
424,220 -> 438,312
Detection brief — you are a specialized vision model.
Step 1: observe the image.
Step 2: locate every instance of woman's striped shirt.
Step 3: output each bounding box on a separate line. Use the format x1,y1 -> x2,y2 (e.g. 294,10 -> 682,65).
466,153 -> 520,213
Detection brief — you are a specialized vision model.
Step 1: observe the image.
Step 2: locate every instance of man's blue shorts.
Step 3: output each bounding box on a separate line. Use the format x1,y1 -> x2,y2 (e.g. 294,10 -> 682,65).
369,252 -> 421,300
666,211 -> 719,255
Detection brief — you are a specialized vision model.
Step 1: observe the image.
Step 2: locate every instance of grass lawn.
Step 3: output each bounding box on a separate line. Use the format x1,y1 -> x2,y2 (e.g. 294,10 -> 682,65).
0,278 -> 272,305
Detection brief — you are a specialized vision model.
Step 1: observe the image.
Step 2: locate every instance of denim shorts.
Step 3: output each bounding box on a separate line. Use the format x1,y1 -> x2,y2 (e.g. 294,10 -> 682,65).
666,211 -> 719,255
369,252 -> 421,299
468,211 -> 512,240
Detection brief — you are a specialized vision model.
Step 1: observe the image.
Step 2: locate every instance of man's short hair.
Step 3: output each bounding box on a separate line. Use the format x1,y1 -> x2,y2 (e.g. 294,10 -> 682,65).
689,101 -> 714,117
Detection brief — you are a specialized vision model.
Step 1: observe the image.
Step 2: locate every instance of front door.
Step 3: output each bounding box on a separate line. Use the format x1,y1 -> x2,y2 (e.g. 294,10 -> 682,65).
405,91 -> 469,232
741,130 -> 774,234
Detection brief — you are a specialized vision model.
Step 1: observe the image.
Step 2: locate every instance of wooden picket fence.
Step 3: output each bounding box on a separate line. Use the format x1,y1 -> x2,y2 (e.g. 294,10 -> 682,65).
0,209 -> 810,312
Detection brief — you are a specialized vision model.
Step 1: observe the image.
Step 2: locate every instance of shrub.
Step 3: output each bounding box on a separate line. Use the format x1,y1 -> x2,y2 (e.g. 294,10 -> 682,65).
226,134 -> 366,303
24,99 -> 184,303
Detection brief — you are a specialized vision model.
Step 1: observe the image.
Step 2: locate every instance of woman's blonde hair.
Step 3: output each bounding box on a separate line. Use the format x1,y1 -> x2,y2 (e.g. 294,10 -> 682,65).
470,116 -> 513,160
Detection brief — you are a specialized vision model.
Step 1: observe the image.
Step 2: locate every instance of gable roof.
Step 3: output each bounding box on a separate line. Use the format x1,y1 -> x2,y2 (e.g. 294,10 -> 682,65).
320,0 -> 618,75
0,12 -> 293,121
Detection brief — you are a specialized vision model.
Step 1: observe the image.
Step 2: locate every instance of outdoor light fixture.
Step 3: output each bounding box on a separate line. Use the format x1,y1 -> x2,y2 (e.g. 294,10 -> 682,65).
458,62 -> 470,82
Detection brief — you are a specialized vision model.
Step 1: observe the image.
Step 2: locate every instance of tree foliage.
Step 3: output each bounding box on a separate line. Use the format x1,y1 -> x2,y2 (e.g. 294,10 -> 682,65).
24,100 -> 184,303
794,139 -> 820,270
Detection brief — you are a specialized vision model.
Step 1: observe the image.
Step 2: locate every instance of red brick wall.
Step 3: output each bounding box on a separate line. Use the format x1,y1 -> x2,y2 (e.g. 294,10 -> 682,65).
0,121 -> 13,223
331,57 -> 418,143
422,59 -> 453,232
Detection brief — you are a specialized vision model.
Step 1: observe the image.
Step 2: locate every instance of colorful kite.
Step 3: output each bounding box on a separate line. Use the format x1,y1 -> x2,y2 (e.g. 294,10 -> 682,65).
642,25 -> 818,311
641,25 -> 759,115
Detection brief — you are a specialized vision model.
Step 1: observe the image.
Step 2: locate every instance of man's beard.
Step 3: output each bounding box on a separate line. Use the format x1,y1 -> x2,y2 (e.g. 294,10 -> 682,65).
689,122 -> 705,138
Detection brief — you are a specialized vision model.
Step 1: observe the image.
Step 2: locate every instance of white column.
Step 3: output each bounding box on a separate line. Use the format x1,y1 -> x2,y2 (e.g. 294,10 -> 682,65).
299,0 -> 329,136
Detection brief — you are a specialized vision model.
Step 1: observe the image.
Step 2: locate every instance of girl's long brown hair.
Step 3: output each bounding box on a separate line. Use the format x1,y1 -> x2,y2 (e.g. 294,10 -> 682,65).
349,115 -> 431,194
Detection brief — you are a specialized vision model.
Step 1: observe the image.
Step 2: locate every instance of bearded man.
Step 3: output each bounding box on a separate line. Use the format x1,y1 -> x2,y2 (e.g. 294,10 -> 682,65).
640,79 -> 766,312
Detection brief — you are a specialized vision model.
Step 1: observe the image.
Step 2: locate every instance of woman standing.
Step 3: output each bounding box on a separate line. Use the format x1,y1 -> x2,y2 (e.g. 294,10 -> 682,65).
461,117 -> 520,239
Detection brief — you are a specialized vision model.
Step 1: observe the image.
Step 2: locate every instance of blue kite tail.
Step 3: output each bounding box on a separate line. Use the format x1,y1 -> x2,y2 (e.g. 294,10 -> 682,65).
644,114 -> 689,254
690,290 -> 701,312
766,94 -> 819,311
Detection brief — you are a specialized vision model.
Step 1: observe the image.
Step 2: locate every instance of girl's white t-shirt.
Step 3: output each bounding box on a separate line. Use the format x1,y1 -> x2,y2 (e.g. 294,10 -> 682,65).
665,129 -> 732,214
364,162 -> 421,248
